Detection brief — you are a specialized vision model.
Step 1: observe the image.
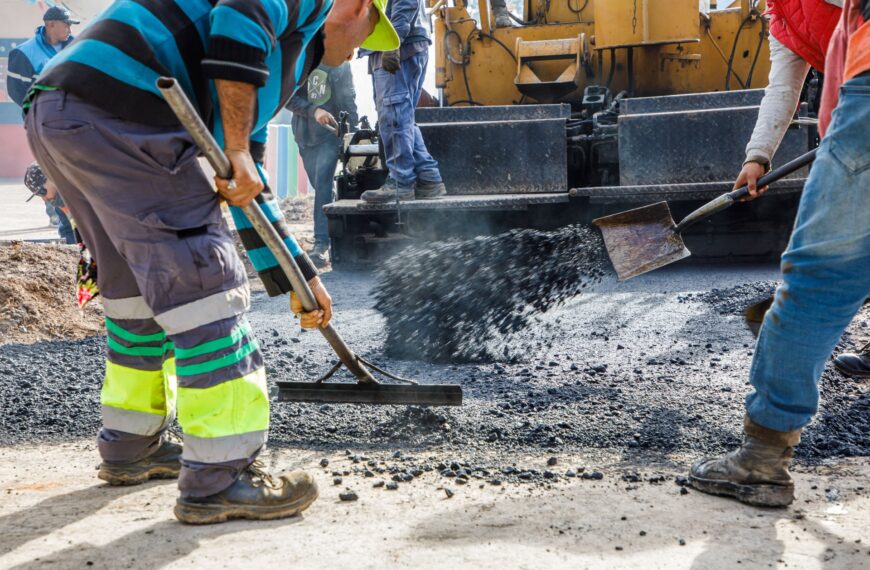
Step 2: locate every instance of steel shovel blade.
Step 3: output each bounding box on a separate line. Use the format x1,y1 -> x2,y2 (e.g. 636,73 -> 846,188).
593,201 -> 691,281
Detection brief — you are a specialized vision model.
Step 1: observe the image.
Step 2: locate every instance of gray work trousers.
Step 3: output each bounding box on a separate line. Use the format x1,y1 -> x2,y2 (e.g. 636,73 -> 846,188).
26,91 -> 270,498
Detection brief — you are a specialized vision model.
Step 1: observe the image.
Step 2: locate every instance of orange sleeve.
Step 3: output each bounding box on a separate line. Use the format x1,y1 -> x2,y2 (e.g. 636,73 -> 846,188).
844,20 -> 870,80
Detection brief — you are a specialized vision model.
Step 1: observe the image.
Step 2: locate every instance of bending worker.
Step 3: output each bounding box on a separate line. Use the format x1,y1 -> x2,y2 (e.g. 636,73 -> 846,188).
288,62 -> 359,268
25,0 -> 398,524
690,0 -> 870,507
734,0 -> 868,377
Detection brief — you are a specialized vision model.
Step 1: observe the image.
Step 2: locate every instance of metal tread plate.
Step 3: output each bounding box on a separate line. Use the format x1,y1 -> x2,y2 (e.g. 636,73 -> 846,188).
571,179 -> 806,204
324,193 -> 570,214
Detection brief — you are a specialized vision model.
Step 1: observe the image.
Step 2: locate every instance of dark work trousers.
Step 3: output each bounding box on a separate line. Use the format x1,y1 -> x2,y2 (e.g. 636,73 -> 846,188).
299,139 -> 341,246
26,91 -> 270,498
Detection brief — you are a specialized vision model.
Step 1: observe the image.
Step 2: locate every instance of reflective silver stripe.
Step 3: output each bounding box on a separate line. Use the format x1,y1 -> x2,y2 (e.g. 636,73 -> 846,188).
155,285 -> 250,335
201,59 -> 270,79
5,70 -> 32,82
101,405 -> 168,436
102,296 -> 155,319
181,430 -> 267,463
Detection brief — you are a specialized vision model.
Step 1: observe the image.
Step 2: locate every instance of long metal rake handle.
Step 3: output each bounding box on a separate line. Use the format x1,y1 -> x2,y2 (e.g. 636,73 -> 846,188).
674,148 -> 818,233
156,77 -> 376,384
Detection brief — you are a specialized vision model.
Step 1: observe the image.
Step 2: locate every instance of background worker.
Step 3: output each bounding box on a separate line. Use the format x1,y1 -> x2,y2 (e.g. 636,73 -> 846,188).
360,0 -> 447,203
690,0 -> 870,507
6,6 -> 79,239
288,62 -> 359,268
25,0 -> 397,524
23,162 -> 75,244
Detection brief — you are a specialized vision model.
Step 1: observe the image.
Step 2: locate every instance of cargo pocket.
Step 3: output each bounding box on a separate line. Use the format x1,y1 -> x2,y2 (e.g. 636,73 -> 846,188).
40,119 -> 95,136
136,212 -> 239,307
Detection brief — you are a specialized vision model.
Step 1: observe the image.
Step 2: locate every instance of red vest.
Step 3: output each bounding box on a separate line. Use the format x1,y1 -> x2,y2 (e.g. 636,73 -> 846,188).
767,0 -> 842,72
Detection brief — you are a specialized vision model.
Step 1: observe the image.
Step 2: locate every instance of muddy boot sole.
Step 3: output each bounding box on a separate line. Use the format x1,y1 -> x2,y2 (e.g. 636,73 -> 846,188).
174,487 -> 319,525
98,464 -> 181,486
688,474 -> 794,507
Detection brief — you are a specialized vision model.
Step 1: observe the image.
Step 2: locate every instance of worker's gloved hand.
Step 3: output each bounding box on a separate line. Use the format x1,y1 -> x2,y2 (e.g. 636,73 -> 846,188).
216,149 -> 264,207
734,161 -> 769,202
381,50 -> 401,74
290,276 -> 333,329
314,108 -> 338,128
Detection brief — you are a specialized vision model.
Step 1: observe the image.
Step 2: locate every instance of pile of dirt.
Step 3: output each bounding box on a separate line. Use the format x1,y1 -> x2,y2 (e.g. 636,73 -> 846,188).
281,195 -> 315,223
0,242 -> 102,345
678,281 -> 779,316
373,225 -> 612,363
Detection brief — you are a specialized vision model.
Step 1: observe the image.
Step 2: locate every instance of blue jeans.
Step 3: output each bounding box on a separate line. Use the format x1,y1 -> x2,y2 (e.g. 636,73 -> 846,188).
299,139 -> 340,245
745,74 -> 870,432
372,50 -> 442,187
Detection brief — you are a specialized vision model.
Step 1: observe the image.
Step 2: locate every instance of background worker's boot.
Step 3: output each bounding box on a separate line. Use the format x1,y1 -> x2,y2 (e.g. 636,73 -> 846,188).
415,179 -> 446,199
98,432 -> 182,486
833,342 -> 870,378
310,242 -> 330,269
493,5 -> 513,27
174,461 -> 319,524
361,178 -> 414,203
689,416 -> 800,507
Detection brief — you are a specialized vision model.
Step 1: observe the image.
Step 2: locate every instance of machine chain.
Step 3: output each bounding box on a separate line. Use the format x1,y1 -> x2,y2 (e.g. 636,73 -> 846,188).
632,0 -> 638,34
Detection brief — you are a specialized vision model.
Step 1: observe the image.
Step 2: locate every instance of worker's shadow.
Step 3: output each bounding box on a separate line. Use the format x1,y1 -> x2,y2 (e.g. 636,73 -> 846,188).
6,514 -> 302,569
0,482 -> 149,557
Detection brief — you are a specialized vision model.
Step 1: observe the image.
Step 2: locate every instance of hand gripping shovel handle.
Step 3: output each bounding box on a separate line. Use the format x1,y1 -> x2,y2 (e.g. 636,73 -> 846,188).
674,148 -> 818,233
157,77 -> 375,384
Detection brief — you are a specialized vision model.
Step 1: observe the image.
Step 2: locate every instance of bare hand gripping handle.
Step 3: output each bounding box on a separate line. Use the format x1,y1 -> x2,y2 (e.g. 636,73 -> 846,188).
674,148 -> 818,233
157,77 -> 376,384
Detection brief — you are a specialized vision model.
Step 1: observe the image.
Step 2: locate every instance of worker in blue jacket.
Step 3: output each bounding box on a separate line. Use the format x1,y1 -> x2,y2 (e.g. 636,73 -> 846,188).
6,6 -> 78,241
6,7 -> 77,106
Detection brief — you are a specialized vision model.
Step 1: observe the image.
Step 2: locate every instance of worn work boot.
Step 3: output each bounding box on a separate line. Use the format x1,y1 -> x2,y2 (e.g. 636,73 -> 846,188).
833,342 -> 870,378
689,416 -> 801,507
493,5 -> 513,28
174,461 -> 319,524
310,242 -> 330,269
415,179 -> 447,200
360,178 -> 414,203
98,432 -> 182,486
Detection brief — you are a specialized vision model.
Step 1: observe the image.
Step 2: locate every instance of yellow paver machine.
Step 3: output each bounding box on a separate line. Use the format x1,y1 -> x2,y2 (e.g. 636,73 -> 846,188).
325,0 -> 818,264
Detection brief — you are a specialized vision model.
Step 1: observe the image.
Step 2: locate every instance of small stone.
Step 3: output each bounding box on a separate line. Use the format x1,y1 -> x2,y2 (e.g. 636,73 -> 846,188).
385,481 -> 399,490
319,458 -> 329,468
679,538 -> 686,546
444,488 -> 454,498
455,477 -> 468,485
675,476 -> 689,486
339,490 -> 358,502
680,487 -> 690,495
333,477 -> 342,486
373,479 -> 385,488
581,471 -> 604,480
615,546 -> 623,551
639,530 -> 647,537
543,470 -> 555,479
489,479 -> 502,486
547,456 -> 558,466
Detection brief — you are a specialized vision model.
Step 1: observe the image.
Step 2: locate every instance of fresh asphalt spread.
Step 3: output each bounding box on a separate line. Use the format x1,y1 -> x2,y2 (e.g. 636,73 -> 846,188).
1,239 -> 868,485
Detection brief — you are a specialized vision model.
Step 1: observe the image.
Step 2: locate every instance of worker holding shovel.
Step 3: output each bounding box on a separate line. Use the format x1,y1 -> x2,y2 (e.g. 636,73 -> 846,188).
690,0 -> 870,507
24,0 -> 399,524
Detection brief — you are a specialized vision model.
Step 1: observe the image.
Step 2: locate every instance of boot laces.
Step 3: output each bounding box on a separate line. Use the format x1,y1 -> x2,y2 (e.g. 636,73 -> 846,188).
246,460 -> 280,489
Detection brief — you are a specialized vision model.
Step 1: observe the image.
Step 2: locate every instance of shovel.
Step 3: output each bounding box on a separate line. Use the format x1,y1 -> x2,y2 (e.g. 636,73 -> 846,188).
156,78 -> 462,406
593,148 -> 817,281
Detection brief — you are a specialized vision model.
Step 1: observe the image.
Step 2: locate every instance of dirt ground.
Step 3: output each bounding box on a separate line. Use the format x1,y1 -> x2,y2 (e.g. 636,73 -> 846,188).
1,444 -> 869,569
0,242 -> 102,345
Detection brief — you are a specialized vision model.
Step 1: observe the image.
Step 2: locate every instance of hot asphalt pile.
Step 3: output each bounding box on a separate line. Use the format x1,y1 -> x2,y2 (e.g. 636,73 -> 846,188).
3,262 -> 868,488
373,225 -> 611,363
